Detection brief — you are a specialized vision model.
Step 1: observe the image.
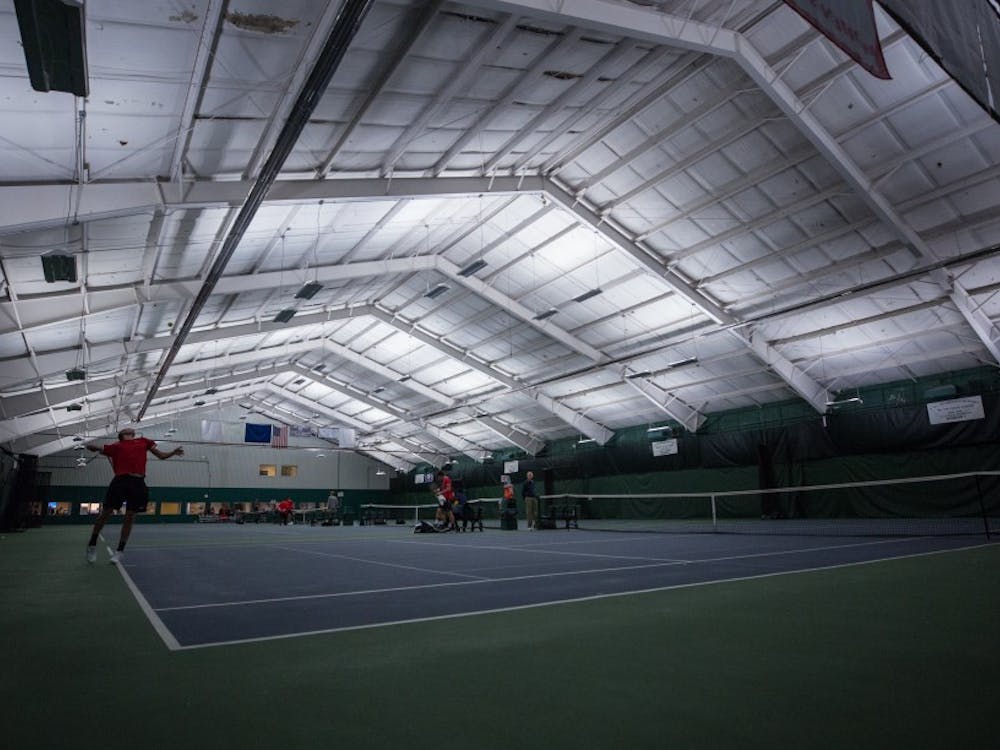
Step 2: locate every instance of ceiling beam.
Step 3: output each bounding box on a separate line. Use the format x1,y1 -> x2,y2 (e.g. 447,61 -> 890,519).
380,14 -> 521,177
243,2 -> 351,181
289,362 -> 405,419
622,373 -> 705,433
418,419 -> 491,462
463,411 -> 545,455
317,340 -> 454,407
318,0 -> 444,177
727,28 -> 1000,365
434,255 -> 605,362
367,305 -> 613,442
167,0 -> 226,187
0,175 -> 545,237
545,177 -> 831,413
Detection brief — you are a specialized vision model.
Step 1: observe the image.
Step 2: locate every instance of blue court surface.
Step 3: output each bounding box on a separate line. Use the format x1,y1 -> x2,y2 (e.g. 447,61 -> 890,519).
108,524 -> 989,650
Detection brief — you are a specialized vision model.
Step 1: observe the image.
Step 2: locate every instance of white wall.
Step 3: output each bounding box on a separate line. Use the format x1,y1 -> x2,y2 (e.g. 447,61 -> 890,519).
42,416 -> 391,492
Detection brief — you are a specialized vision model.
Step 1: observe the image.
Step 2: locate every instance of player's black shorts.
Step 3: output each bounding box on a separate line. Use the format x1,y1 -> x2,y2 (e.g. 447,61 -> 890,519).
104,474 -> 150,513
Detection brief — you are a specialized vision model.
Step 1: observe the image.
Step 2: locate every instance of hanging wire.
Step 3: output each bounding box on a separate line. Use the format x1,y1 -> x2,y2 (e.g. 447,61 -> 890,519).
479,194 -> 485,264
70,98 -> 86,223
313,200 -> 322,278
532,251 -> 538,316
279,229 -> 287,302
594,229 -> 601,290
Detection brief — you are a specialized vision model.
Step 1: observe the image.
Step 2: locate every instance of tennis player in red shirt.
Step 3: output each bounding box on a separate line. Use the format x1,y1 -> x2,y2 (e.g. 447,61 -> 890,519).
277,497 -> 294,525
85,428 -> 184,564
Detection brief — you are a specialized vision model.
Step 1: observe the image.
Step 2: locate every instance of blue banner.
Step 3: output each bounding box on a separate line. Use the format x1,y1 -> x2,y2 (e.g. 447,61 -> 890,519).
244,423 -> 272,443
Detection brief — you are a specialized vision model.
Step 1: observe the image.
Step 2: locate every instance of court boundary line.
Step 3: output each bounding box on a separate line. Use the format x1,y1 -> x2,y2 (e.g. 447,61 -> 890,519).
104,540 -> 181,651
386,534 -> 915,562
269,543 -> 491,580
148,537 -> 929,613
154,558 -> 691,612
155,540 -> 952,612
152,536 -> 917,613
167,542 -> 992,651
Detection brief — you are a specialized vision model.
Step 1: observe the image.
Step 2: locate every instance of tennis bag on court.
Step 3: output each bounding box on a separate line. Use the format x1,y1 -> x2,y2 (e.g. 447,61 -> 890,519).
414,520 -> 439,533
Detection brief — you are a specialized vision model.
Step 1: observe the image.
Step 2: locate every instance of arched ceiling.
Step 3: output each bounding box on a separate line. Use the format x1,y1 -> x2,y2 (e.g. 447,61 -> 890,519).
1,0 -> 998,464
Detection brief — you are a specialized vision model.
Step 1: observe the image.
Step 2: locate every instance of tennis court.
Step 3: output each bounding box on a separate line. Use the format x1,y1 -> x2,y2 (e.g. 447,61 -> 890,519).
4,525 -> 998,750
108,522 -> 989,649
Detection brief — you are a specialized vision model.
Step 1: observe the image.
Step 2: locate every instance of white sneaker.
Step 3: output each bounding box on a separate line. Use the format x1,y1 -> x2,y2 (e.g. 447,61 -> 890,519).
109,551 -> 124,564
86,545 -> 97,564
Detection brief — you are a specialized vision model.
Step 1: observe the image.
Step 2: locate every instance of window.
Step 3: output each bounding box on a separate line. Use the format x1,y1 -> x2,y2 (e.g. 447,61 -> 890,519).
160,502 -> 181,515
187,502 -> 206,515
259,464 -> 276,477
280,465 -> 297,477
80,502 -> 101,515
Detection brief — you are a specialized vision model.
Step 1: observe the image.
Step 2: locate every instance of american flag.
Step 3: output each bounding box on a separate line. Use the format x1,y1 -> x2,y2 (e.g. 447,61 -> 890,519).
271,424 -> 288,448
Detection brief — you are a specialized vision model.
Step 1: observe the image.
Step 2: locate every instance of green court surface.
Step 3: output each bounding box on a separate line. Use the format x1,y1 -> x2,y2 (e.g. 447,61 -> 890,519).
2,526 -> 997,749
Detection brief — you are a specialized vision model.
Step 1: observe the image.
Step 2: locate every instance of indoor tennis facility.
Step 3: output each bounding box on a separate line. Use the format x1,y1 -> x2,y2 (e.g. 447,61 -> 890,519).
2,1 -> 999,748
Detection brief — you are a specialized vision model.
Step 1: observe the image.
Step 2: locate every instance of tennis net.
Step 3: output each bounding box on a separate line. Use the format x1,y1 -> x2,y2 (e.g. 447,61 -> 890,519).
359,498 -> 504,528
540,470 -> 1000,537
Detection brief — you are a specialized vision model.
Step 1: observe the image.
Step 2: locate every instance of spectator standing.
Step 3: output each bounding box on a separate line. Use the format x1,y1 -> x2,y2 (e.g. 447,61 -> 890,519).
523,471 -> 539,530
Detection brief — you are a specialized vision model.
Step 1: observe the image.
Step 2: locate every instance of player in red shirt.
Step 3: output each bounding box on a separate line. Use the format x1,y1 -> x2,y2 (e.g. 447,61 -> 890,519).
433,469 -> 458,531
277,497 -> 294,525
85,428 -> 184,564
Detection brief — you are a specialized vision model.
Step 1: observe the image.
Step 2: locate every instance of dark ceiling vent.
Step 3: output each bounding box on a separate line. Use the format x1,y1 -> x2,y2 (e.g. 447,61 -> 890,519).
572,288 -> 603,303
457,259 -> 488,277
13,0 -> 90,96
41,254 -> 77,283
544,70 -> 581,80
294,282 -> 323,299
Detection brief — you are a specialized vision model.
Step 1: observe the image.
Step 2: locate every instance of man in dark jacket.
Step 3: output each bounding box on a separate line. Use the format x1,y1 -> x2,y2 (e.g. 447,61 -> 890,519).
523,471 -> 539,530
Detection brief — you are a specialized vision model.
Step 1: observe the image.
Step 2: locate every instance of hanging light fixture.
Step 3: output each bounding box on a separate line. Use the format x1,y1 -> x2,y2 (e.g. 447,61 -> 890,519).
424,283 -> 449,299
295,281 -> 323,299
458,259 -> 488,277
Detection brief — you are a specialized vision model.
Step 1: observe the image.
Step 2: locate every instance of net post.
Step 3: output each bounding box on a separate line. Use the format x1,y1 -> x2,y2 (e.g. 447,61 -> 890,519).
710,494 -> 718,532
974,475 -> 990,540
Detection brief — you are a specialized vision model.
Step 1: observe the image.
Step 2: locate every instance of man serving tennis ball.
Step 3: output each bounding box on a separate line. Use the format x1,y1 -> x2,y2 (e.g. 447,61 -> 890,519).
84,428 -> 184,564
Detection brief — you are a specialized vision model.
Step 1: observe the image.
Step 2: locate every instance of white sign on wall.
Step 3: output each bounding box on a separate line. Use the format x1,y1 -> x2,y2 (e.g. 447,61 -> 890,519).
927,396 -> 985,425
503,460 -> 519,474
651,438 -> 679,457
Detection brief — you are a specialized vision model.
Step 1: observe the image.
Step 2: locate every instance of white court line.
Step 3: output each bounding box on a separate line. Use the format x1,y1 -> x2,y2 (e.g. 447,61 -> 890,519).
388,533 -> 919,564
170,541 -> 994,651
154,558 -> 690,612
153,536 -> 922,613
101,537 -> 181,651
270,543 -> 489,581
389,537 -> 687,563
